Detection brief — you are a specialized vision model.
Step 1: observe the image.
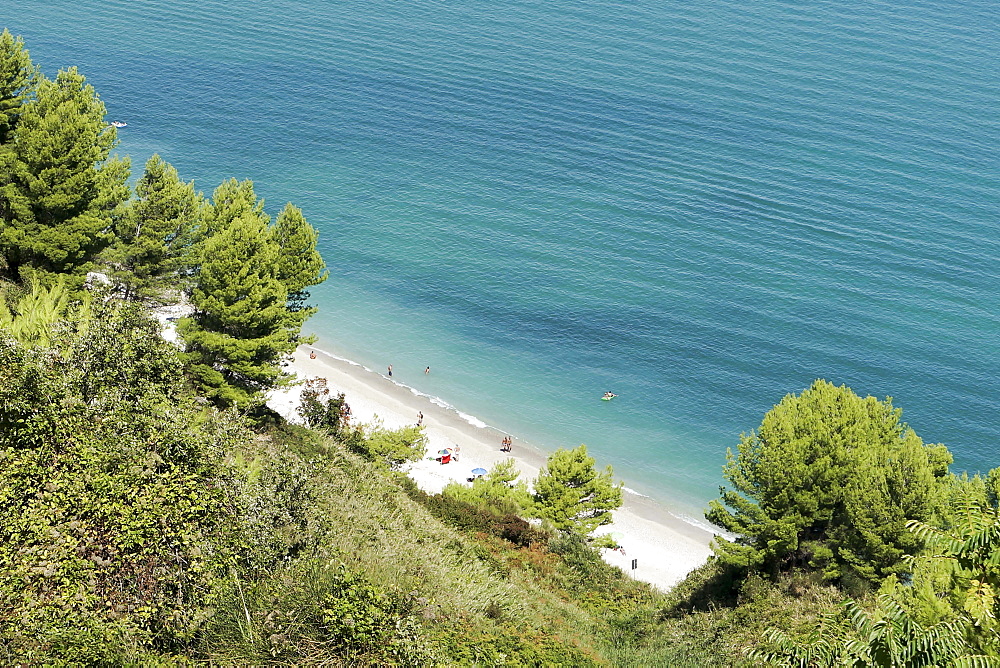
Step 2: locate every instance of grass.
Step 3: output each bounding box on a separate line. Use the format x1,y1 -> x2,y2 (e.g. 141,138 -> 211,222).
199,421 -> 850,665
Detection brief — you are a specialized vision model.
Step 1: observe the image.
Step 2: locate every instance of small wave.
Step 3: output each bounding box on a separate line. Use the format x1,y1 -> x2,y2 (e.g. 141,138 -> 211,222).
622,486 -> 651,498
311,347 -> 367,370
674,513 -> 727,537
429,396 -> 453,409
457,412 -> 487,429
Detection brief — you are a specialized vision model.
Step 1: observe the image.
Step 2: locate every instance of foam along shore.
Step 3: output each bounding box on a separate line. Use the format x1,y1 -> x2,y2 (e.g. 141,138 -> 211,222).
267,345 -> 714,591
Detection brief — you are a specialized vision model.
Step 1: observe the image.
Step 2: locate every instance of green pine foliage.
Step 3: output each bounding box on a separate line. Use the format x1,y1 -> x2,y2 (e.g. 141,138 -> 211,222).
0,28 -> 38,146
107,154 -> 206,300
179,211 -> 297,407
272,202 -> 327,312
533,444 -> 624,535
442,457 -> 534,516
0,66 -> 129,284
178,179 -> 325,408
706,379 -> 951,584
200,177 -> 269,239
0,32 -> 322,409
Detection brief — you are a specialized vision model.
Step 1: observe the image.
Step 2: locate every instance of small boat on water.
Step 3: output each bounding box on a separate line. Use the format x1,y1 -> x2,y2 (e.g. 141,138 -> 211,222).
111,121 -> 127,128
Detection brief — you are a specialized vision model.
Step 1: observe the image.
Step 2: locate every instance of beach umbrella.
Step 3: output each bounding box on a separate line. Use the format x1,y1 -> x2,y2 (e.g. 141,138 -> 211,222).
438,449 -> 452,455
609,531 -> 625,543
471,467 -> 488,476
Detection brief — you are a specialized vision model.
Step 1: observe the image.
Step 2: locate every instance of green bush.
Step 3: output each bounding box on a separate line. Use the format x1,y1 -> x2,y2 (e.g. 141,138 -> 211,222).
549,533 -> 633,598
346,421 -> 426,470
442,458 -> 534,516
321,564 -> 400,651
0,309 -> 245,662
403,480 -> 548,548
296,377 -> 350,435
706,379 -> 951,584
433,621 -> 603,667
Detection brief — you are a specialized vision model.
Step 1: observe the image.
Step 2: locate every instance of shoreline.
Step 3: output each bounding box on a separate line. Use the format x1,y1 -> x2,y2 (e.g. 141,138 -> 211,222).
268,345 -> 714,591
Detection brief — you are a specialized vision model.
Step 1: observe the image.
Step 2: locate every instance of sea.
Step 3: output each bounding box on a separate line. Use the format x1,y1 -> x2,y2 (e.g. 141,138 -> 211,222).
10,0 -> 999,523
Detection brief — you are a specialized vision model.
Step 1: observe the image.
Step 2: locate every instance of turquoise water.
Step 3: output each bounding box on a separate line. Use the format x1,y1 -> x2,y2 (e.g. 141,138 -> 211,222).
10,0 -> 1000,520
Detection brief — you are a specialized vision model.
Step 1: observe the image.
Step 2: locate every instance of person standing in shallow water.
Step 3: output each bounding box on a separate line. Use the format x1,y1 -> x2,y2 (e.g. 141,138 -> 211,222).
425,366 -> 430,374
387,364 -> 392,377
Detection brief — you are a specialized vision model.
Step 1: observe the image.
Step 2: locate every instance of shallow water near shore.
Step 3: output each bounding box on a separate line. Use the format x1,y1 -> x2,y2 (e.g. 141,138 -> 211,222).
11,0 -> 1000,523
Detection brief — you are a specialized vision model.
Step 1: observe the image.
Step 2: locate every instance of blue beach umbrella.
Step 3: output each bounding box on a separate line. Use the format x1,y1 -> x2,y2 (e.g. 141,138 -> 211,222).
471,467 -> 488,476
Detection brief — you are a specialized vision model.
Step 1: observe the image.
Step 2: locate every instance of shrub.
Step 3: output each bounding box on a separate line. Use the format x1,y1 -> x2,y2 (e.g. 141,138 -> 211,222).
297,377 -> 350,435
347,421 -> 426,471
403,482 -> 548,548
0,311 -> 245,662
321,564 -> 398,651
442,458 -> 533,516
433,621 -> 603,667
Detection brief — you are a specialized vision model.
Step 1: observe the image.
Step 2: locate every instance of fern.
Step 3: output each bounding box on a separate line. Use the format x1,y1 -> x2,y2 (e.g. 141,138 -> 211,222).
0,276 -> 73,345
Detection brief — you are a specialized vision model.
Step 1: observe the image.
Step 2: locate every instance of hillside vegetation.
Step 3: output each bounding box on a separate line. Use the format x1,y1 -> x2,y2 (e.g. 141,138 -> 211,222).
0,299 -> 674,665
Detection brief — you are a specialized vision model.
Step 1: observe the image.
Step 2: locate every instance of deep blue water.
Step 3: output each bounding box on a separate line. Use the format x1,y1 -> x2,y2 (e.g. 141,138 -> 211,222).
9,0 -> 999,520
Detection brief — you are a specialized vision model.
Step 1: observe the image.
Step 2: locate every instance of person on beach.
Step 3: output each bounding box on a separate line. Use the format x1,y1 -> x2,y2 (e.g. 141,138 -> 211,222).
309,350 -> 316,359
417,411 -> 423,426
387,364 -> 392,377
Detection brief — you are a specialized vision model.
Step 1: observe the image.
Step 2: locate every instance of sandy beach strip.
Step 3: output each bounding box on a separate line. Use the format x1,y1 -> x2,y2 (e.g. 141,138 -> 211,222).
267,345 -> 714,591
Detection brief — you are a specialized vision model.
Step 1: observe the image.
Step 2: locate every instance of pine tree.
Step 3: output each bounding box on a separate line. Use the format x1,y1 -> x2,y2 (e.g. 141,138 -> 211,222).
178,211 -> 296,407
272,202 -> 327,312
706,379 -> 950,582
178,179 -> 324,407
533,444 -> 623,534
0,29 -> 38,146
202,177 -> 268,238
107,154 -> 205,300
0,67 -> 129,284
